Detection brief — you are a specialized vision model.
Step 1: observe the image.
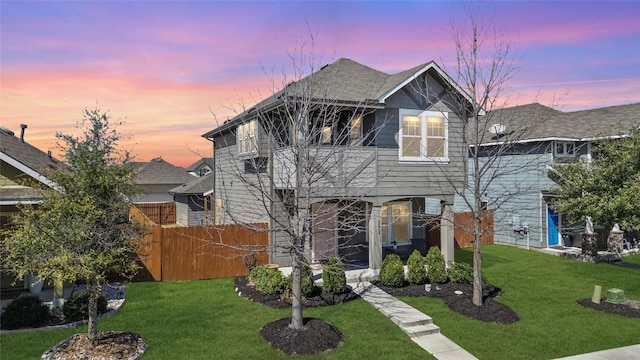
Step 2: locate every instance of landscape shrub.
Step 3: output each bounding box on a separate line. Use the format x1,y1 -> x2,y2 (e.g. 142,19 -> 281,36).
248,265 -> 286,295
322,255 -> 347,294
407,250 -> 427,285
63,291 -> 108,322
301,257 -> 316,297
448,261 -> 474,284
0,295 -> 49,329
426,246 -> 447,284
380,253 -> 404,287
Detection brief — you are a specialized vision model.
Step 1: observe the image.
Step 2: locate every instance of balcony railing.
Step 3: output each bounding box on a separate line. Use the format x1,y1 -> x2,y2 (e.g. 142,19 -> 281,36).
272,146 -> 377,189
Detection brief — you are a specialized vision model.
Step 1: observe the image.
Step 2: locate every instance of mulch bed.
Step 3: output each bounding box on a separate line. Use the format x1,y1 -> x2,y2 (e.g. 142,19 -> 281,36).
577,298 -> 640,318
374,281 -> 520,324
233,276 -> 359,309
42,331 -> 147,360
259,318 -> 344,355
234,275 -> 357,355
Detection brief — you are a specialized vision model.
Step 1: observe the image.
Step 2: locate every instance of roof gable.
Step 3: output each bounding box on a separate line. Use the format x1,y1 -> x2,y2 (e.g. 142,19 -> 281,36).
0,129 -> 62,188
203,58 -> 477,138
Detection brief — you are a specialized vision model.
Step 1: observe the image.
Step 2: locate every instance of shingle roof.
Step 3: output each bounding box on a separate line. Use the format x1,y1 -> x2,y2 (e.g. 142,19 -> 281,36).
0,129 -> 63,176
186,157 -> 214,172
202,58 -> 472,138
483,103 -> 640,144
169,173 -> 213,195
133,157 -> 195,185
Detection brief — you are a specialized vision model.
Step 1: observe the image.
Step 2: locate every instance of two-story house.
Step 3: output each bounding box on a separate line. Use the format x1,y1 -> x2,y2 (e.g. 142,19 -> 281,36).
456,102 -> 640,249
203,58 -> 478,271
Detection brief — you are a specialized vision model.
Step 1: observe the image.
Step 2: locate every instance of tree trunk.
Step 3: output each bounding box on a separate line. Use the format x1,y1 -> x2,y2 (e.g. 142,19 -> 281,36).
472,214 -> 483,306
87,281 -> 100,347
290,247 -> 304,330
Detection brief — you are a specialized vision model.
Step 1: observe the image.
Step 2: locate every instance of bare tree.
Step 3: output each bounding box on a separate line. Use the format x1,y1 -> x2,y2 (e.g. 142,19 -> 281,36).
206,51 -> 388,330
417,5 -> 558,306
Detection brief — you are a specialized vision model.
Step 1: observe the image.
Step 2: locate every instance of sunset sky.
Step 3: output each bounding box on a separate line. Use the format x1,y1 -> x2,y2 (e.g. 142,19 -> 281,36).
1,1 -> 639,167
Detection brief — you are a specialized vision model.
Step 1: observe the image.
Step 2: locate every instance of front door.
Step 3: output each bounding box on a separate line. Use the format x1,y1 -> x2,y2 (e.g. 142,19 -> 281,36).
547,207 -> 560,246
312,203 -> 337,262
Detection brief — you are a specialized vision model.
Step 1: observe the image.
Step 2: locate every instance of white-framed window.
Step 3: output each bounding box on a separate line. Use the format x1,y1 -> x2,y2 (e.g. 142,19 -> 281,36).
381,201 -> 412,244
554,141 -> 575,158
349,117 -> 362,146
399,109 -> 448,161
237,120 -> 258,155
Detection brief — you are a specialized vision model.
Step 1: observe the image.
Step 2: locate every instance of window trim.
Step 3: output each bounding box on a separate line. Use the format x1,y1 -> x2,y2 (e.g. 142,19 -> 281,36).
398,109 -> 448,162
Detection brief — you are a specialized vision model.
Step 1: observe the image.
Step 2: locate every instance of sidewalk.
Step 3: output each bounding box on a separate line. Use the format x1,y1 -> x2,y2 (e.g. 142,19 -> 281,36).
553,344 -> 640,360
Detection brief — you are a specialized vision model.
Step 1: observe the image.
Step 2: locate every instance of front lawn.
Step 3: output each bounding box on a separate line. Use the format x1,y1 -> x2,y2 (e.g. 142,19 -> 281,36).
402,245 -> 640,360
622,253 -> 640,266
0,278 -> 431,360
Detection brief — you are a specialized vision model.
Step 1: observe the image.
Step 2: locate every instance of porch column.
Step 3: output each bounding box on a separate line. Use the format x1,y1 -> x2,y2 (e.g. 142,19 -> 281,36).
368,205 -> 382,270
440,202 -> 455,264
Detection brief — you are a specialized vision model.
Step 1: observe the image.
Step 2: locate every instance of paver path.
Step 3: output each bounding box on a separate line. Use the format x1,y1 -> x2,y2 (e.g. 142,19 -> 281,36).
351,282 -> 478,360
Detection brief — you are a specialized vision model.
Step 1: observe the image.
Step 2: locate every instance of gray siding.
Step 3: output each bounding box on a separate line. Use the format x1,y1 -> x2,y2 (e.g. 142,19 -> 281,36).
374,99 -> 467,194
454,151 -> 555,248
214,146 -> 270,225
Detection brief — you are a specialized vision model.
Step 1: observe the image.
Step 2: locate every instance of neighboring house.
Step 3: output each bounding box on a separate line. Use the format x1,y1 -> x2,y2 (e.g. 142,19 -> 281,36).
169,173 -> 215,226
0,125 -> 63,290
186,157 -> 214,177
455,103 -> 640,249
202,58 -> 479,270
130,157 -> 196,203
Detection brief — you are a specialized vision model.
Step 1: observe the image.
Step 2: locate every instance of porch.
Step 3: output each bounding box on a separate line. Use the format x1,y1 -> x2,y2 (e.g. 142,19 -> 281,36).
307,197 -> 455,271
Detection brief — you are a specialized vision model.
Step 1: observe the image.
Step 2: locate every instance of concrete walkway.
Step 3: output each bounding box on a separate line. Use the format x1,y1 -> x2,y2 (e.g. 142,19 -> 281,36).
351,282 -> 478,360
553,344 -> 640,360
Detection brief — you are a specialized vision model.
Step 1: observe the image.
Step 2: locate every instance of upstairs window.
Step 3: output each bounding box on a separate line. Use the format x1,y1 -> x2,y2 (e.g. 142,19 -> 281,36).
399,110 -> 448,161
349,117 -> 362,146
237,120 -> 258,155
554,141 -> 575,158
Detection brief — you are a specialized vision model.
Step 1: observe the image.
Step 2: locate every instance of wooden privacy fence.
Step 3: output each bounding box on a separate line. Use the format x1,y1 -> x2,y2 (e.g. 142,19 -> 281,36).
454,210 -> 494,248
131,207 -> 269,281
133,202 -> 176,225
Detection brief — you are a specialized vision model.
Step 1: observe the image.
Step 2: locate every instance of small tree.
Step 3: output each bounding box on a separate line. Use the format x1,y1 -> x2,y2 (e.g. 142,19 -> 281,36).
322,255 -> 346,294
426,246 -> 447,284
552,127 -> 640,231
418,3 -> 557,305
1,109 -> 146,347
407,250 -> 427,285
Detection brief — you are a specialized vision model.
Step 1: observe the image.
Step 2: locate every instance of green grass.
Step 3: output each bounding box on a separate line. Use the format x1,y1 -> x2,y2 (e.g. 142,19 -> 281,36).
2,246 -> 638,360
402,245 -> 640,360
622,253 -> 640,266
0,278 -> 431,360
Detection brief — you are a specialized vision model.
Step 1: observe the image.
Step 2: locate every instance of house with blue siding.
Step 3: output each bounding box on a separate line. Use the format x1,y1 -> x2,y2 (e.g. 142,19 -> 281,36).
202,58 -> 479,270
454,103 -> 640,249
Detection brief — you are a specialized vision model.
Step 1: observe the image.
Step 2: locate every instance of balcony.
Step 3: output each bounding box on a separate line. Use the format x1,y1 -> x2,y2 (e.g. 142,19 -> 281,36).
272,146 -> 377,190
